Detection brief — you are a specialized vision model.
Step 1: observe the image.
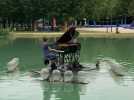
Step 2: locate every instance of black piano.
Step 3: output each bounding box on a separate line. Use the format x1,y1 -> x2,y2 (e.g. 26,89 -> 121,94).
55,27 -> 81,64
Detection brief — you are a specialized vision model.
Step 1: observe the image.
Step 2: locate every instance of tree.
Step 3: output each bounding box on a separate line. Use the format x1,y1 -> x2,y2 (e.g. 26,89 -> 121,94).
128,0 -> 134,17
0,0 -> 133,29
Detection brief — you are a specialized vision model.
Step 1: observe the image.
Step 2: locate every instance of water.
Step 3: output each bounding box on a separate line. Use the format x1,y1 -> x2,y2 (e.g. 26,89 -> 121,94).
0,37 -> 134,100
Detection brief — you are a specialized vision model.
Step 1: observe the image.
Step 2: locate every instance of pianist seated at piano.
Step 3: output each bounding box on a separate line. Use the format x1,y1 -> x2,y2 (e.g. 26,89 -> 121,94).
42,38 -> 64,65
42,26 -> 80,67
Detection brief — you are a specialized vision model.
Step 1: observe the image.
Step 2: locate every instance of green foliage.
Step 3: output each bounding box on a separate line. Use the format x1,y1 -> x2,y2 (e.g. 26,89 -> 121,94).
0,0 -> 133,24
128,0 -> 134,16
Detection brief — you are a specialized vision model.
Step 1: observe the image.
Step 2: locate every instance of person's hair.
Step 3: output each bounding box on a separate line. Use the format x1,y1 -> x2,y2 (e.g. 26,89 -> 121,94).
43,37 -> 48,42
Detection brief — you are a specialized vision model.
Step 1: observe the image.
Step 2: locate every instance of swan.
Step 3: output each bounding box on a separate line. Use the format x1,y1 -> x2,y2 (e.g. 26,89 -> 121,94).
103,59 -> 125,76
7,57 -> 19,72
64,70 -> 73,82
77,71 -> 89,83
50,69 -> 61,82
40,68 -> 50,80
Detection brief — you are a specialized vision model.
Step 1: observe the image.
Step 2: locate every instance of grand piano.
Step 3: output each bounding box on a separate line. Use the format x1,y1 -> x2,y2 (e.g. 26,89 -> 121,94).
55,27 -> 81,64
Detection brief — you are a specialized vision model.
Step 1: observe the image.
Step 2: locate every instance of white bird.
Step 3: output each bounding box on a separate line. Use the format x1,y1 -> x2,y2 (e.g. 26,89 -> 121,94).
40,68 -> 50,80
50,70 -> 61,82
7,57 -> 19,72
104,59 -> 125,76
64,70 -> 73,82
77,71 -> 89,83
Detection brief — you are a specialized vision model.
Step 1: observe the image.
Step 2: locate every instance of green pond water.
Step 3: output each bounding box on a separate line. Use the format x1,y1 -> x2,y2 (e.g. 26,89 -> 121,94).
0,37 -> 134,100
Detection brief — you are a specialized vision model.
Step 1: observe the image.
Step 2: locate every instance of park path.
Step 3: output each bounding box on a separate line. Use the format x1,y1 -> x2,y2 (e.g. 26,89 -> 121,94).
10,27 -> 134,38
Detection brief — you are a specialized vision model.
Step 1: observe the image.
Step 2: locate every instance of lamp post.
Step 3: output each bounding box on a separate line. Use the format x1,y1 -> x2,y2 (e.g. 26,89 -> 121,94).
116,20 -> 119,34
106,17 -> 109,32
110,13 -> 113,32
83,18 -> 87,27
110,6 -> 113,32
0,17 -> 2,28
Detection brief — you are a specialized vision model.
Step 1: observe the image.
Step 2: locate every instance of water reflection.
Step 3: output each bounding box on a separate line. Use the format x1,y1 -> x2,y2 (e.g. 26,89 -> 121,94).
110,70 -> 134,86
0,37 -> 10,47
0,68 -> 20,81
1,37 -> 134,100
79,38 -> 134,63
41,82 -> 87,100
39,67 -> 99,100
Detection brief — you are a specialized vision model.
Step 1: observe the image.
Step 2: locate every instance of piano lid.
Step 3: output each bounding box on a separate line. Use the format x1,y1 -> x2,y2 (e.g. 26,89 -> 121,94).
56,27 -> 79,44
